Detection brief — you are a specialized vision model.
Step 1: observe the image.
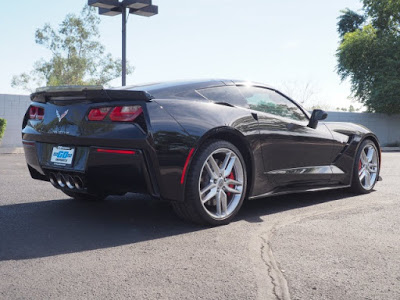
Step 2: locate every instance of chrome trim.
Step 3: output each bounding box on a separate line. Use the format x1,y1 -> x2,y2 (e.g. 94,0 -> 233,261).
249,185 -> 351,200
267,165 -> 345,175
331,166 -> 345,174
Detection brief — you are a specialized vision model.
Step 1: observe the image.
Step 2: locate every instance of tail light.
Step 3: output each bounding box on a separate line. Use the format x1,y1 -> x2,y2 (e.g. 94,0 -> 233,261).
88,107 -> 111,121
29,106 -> 45,120
109,106 -> 143,122
88,105 -> 143,122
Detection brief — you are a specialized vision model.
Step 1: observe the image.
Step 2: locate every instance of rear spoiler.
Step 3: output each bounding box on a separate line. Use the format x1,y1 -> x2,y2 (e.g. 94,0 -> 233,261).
30,86 -> 153,103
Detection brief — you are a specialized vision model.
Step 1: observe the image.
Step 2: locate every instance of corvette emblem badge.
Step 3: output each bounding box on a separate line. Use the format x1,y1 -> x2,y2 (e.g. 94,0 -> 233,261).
56,109 -> 69,122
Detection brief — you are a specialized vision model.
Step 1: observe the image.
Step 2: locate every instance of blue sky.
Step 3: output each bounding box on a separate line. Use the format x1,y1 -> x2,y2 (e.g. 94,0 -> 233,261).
0,0 -> 363,109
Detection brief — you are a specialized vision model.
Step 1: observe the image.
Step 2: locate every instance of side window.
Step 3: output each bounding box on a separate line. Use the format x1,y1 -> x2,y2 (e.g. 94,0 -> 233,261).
237,86 -> 308,122
196,86 -> 248,107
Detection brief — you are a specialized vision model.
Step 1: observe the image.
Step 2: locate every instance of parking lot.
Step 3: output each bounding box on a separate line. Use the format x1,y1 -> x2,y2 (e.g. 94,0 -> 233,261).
0,153 -> 399,300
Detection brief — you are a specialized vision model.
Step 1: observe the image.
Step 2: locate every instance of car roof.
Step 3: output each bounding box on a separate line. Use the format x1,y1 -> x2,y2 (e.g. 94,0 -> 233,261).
115,79 -> 275,93
112,79 -> 309,117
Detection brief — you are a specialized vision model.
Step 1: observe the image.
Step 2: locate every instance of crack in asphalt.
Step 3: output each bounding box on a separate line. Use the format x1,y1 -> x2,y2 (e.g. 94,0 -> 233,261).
252,189 -> 396,300
260,234 -> 291,300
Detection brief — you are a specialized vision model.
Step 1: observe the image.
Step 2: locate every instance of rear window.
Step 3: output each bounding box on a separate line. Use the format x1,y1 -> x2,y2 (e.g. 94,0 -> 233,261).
128,81 -> 211,100
196,86 -> 248,107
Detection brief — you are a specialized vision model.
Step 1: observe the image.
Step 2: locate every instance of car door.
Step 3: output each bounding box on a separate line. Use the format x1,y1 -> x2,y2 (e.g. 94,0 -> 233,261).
237,85 -> 337,188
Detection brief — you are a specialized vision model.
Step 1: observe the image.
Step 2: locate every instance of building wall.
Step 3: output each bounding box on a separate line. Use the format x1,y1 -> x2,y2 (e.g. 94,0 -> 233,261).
0,93 -> 399,148
325,111 -> 400,146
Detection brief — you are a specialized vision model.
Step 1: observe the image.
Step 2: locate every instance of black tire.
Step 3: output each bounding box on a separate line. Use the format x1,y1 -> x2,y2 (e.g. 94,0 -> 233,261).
350,139 -> 380,194
62,190 -> 107,201
173,140 -> 247,226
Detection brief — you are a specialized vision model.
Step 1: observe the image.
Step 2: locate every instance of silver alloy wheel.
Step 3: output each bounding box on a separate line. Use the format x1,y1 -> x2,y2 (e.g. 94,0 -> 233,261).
198,148 -> 244,220
358,144 -> 379,190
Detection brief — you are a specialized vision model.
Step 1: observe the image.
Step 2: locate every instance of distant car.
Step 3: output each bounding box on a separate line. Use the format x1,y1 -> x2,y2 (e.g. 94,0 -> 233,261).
22,80 -> 381,225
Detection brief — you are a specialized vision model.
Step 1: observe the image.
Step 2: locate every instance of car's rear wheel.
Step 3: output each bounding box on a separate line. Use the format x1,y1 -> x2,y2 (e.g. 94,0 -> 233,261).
350,139 -> 380,194
173,140 -> 247,226
62,190 -> 107,201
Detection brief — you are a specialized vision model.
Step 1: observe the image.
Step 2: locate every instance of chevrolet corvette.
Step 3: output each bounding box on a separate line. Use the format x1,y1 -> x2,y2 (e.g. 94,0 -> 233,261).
22,80 -> 381,225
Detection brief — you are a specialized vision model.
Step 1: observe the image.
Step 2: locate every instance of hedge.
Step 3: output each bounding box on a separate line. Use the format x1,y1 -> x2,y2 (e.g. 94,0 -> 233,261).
0,118 -> 6,140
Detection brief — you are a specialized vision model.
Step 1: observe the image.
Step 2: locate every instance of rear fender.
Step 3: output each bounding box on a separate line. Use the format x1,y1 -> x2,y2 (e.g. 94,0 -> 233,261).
156,99 -> 265,200
191,127 -> 257,200
146,101 -> 196,201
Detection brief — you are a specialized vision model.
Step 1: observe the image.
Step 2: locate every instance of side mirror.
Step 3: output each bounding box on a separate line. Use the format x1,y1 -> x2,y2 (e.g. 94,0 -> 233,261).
308,109 -> 328,129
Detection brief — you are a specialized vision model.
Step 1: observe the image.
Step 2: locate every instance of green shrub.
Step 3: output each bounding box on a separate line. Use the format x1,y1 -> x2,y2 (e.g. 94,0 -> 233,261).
0,118 -> 6,140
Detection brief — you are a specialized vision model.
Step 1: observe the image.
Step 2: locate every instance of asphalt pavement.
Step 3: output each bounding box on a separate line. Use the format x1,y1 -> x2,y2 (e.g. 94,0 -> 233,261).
0,153 -> 399,300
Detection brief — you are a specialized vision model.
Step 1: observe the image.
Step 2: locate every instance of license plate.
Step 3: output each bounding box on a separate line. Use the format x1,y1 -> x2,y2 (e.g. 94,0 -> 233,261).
51,146 -> 75,166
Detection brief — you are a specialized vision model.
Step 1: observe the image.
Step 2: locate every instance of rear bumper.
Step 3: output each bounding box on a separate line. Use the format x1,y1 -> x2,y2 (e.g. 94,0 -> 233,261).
23,140 -> 158,197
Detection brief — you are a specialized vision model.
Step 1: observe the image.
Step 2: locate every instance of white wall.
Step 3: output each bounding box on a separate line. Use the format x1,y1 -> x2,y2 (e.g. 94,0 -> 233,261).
326,111 -> 400,146
0,94 -> 30,148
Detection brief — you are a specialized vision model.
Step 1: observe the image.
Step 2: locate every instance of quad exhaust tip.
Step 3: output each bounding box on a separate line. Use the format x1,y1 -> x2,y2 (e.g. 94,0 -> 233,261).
65,175 -> 75,189
49,172 -> 58,187
49,172 -> 84,190
73,176 -> 84,190
56,173 -> 66,188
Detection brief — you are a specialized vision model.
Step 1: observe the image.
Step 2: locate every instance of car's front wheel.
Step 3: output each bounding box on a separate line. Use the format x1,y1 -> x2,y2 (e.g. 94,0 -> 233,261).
350,139 -> 380,193
173,140 -> 247,226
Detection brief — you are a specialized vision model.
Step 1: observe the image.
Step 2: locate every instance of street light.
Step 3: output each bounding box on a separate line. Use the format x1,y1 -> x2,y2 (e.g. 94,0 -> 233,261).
88,0 -> 158,86
130,5 -> 158,17
125,0 -> 151,9
88,0 -> 119,9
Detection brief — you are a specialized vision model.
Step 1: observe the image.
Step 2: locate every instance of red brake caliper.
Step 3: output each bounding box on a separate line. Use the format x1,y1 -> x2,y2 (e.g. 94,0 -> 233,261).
359,159 -> 362,171
226,171 -> 235,198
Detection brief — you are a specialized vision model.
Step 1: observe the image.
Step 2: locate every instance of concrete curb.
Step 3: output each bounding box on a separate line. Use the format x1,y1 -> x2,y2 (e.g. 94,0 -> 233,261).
0,147 -> 24,154
381,147 -> 400,152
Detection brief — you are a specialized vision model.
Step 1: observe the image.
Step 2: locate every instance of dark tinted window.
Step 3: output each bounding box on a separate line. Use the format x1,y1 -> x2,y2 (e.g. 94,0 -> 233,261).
237,86 -> 307,122
196,86 -> 248,107
128,80 -> 225,101
149,87 -> 205,100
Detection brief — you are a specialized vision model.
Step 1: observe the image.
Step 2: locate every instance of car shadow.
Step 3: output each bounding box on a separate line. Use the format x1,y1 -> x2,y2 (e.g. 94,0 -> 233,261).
0,189 -> 359,261
238,188 -> 359,223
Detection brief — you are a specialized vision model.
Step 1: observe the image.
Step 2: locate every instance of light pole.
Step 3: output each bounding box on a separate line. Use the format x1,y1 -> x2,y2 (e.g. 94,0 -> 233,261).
88,0 -> 158,86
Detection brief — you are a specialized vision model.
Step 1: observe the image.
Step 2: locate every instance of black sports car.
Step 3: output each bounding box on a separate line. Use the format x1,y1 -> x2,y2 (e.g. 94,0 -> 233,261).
22,80 -> 381,225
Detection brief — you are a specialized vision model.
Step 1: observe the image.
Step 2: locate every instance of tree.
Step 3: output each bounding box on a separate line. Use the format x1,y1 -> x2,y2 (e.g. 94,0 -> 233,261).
334,105 -> 360,112
279,80 -> 319,105
349,105 -> 356,112
337,8 -> 365,38
0,118 -> 6,141
12,6 -> 133,92
336,0 -> 400,114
